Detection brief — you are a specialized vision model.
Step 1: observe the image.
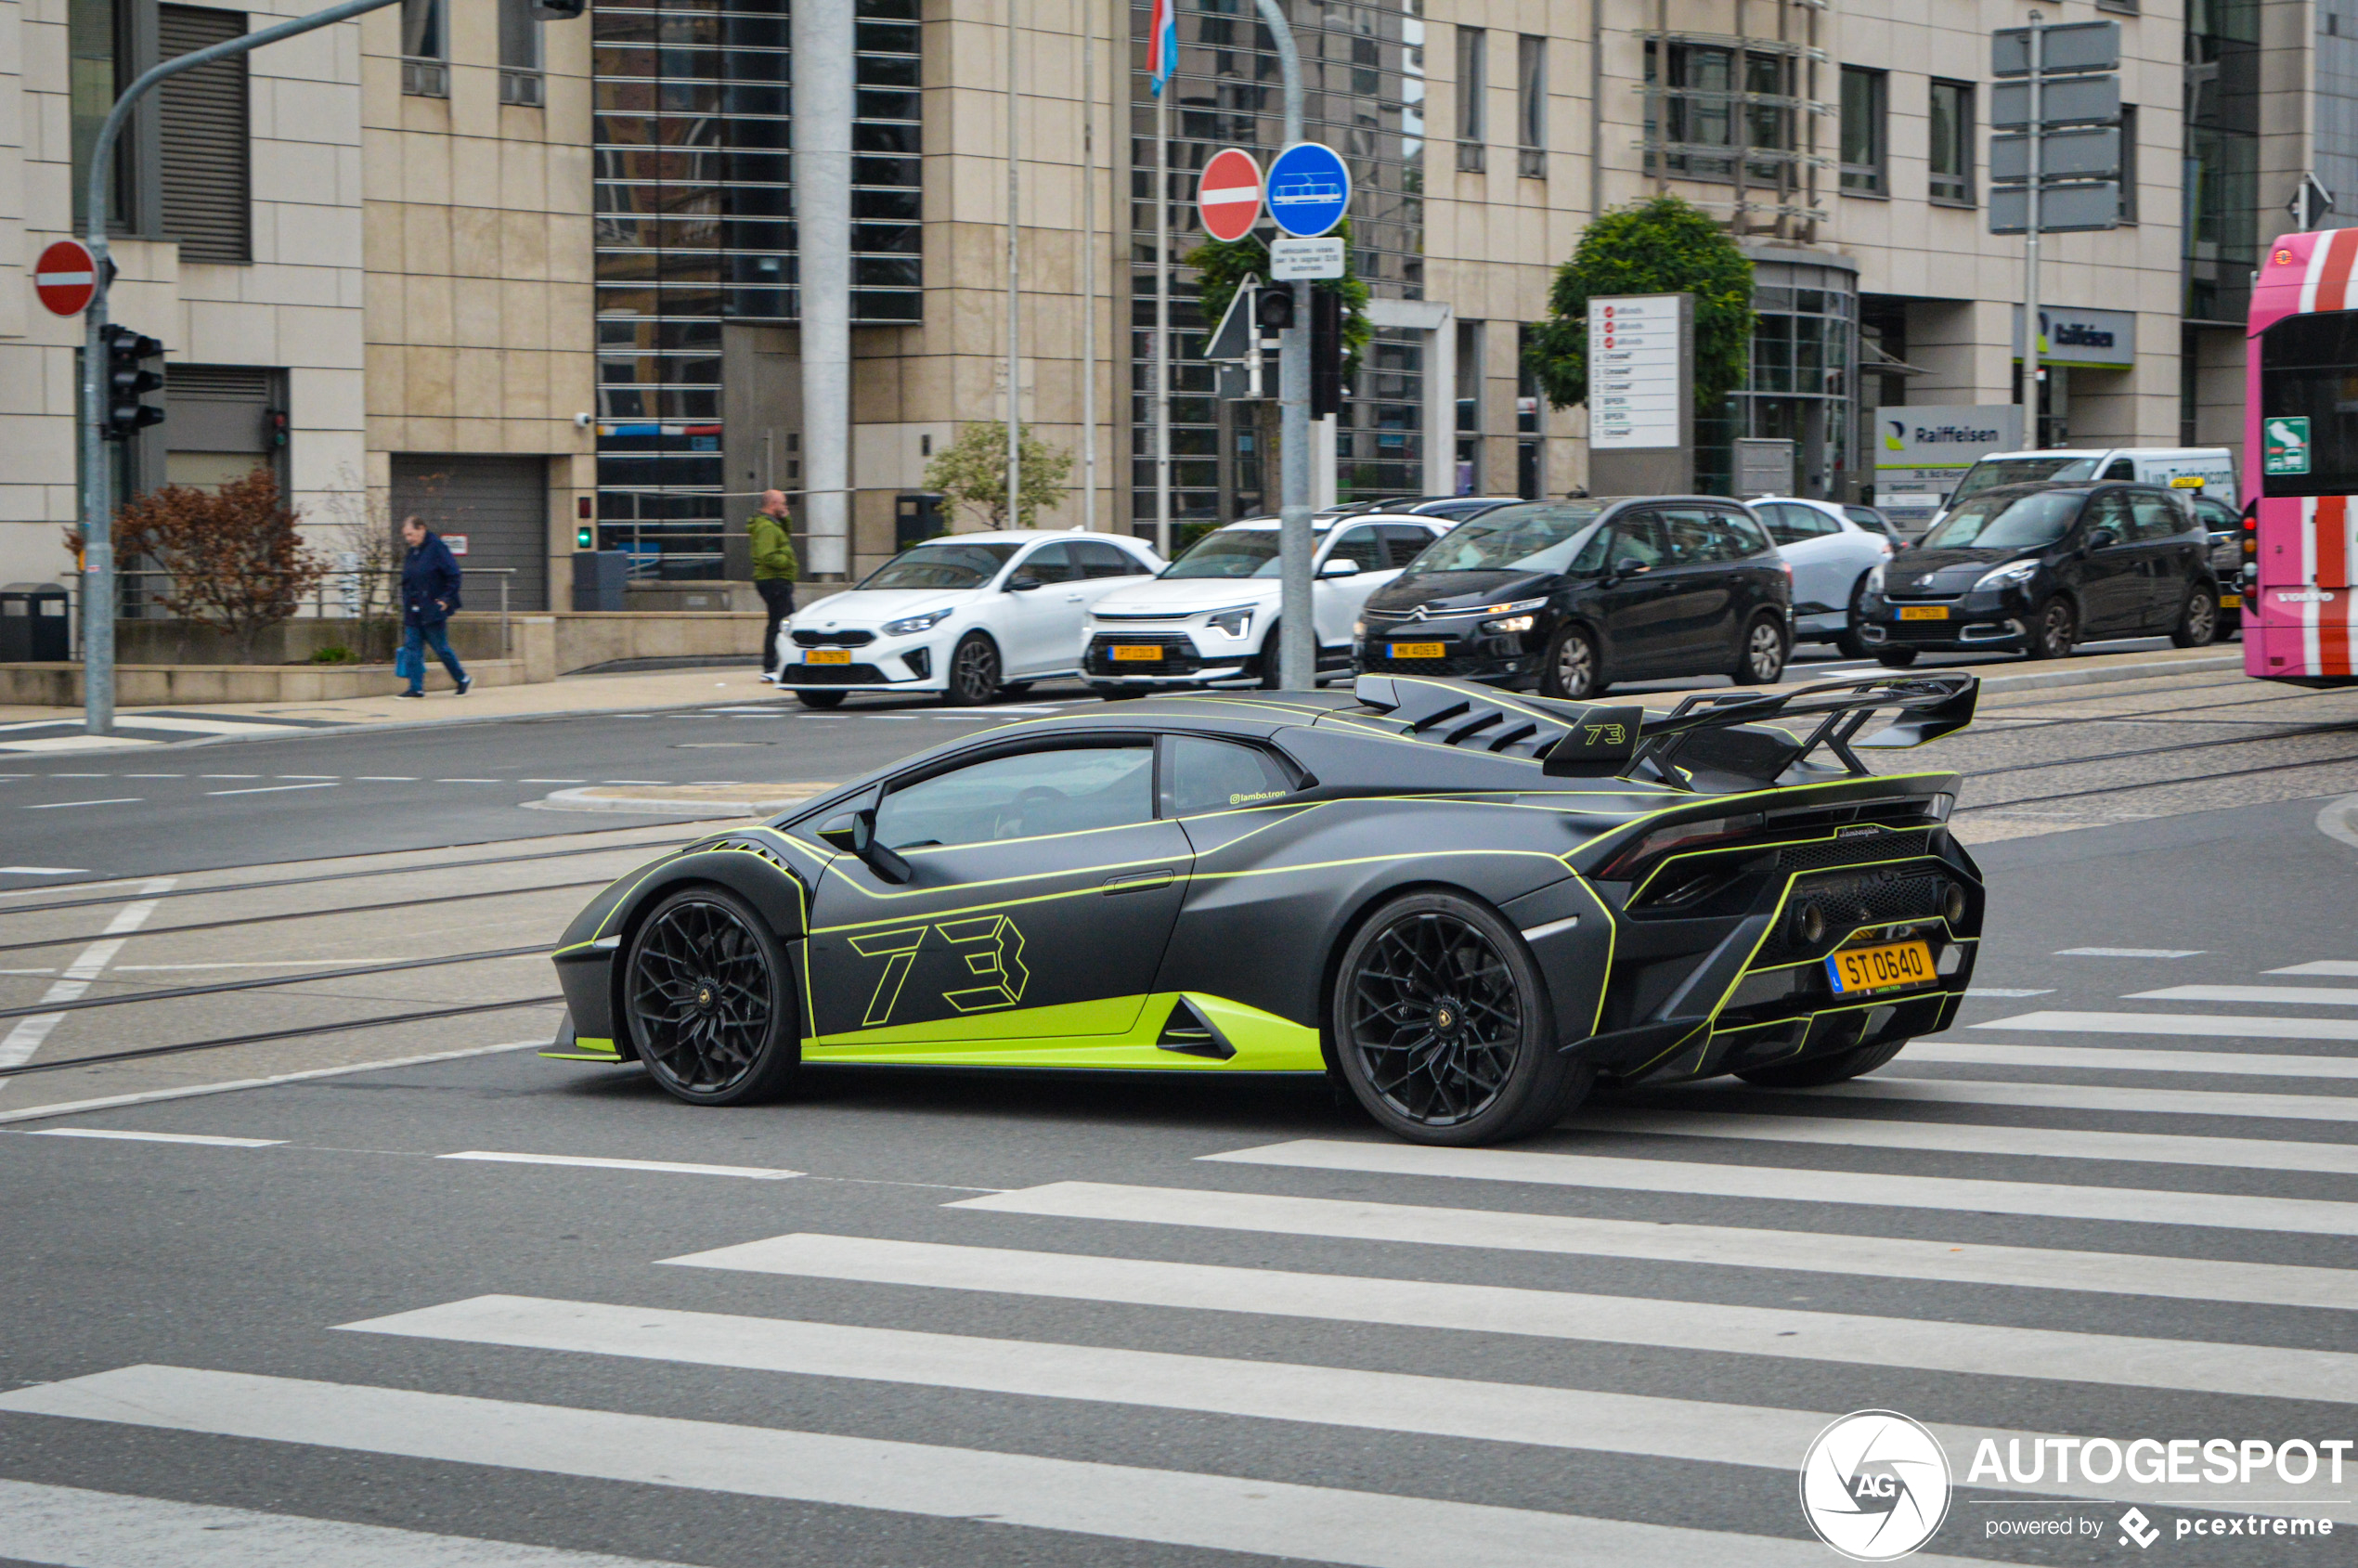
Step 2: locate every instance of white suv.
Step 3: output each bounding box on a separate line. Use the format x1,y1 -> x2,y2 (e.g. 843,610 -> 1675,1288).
774,529 -> 1164,707
1081,514 -> 1445,691
1749,497 -> 1898,657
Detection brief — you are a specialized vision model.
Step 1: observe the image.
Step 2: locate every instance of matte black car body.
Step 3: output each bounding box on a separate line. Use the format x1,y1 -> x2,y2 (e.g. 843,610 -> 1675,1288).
547,674 -> 1986,1143
1859,481 -> 2220,660
1354,497 -> 1794,698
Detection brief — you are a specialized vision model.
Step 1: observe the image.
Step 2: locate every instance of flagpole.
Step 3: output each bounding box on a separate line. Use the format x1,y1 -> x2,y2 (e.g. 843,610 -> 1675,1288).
1079,0 -> 1096,533
1004,0 -> 1021,529
1154,67 -> 1173,558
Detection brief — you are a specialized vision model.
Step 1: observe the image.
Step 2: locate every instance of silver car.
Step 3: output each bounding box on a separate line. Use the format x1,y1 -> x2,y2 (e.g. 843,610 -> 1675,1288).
1750,497 -> 1899,658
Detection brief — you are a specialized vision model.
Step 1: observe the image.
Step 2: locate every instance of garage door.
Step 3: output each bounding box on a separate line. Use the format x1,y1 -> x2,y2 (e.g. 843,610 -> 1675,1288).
390,455 -> 550,612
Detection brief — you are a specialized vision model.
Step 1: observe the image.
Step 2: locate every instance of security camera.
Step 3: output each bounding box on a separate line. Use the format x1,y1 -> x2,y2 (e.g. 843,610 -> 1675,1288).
574,412 -> 593,428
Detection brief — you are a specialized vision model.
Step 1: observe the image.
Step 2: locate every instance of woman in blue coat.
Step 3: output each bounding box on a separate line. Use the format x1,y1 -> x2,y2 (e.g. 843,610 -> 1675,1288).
397,515 -> 472,698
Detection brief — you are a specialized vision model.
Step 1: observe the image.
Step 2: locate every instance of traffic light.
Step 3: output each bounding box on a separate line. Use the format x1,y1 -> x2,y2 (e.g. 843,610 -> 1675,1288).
100,324 -> 165,442
1256,286 -> 1295,334
576,525 -> 595,550
1310,284 -> 1342,421
530,0 -> 585,16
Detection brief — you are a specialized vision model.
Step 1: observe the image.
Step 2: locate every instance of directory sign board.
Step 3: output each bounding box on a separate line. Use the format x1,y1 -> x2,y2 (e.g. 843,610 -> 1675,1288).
1587,294 -> 1684,451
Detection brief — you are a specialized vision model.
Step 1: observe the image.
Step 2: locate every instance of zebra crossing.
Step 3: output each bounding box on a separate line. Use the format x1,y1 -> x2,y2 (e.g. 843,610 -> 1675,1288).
3,952 -> 2357,1563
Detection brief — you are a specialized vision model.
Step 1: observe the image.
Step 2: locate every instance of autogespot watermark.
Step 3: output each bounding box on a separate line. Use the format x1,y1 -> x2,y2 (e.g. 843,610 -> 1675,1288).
1800,1414 -> 2350,1559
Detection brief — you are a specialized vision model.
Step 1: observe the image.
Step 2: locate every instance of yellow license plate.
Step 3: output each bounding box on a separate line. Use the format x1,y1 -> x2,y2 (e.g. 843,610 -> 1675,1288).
804,648 -> 852,665
1825,940 -> 1937,996
2221,592 -> 2243,608
1389,641 -> 1447,658
1110,644 -> 1164,662
1898,606 -> 1949,622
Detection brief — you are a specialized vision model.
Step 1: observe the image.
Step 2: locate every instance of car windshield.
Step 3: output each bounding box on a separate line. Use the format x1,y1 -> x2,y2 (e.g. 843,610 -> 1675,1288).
1163,529 -> 1282,578
1950,456 -> 2099,502
858,540 -> 1020,591
1918,491 -> 2082,551
1398,502 -> 1608,577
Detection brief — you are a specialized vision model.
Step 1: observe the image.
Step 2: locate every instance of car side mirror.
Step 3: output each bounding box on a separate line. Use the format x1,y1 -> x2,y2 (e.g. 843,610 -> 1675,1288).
849,808 -> 913,884
817,811 -> 860,851
2086,527 -> 2118,551
1005,575 -> 1043,592
1610,560 -> 1652,581
1318,557 -> 1360,578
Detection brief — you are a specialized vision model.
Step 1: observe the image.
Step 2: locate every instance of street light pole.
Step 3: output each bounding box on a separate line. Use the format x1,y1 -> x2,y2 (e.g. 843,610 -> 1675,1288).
78,0 -> 409,735
1251,0 -> 1312,691
2022,10 -> 2043,451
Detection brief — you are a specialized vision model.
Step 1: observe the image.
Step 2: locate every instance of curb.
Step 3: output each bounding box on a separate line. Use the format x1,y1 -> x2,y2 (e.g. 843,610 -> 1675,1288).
1969,652 -> 2245,695
525,784 -> 831,818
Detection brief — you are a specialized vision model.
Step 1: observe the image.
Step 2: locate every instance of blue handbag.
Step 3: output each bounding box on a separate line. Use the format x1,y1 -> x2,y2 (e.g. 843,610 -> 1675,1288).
395,646 -> 421,680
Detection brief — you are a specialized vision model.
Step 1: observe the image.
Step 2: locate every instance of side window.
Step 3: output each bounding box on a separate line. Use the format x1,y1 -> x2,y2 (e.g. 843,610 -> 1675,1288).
1162,736 -> 1296,816
2129,492 -> 2186,541
1719,509 -> 1777,556
2081,492 -> 2132,543
2194,498 -> 2238,534
1657,507 -> 1728,564
1756,504 -> 1806,545
2102,459 -> 2136,480
1074,540 -> 1145,577
873,745 -> 1155,849
1375,524 -> 1435,567
1325,526 -> 1386,572
1018,542 -> 1080,583
1606,513 -> 1667,568
1844,506 -> 1895,536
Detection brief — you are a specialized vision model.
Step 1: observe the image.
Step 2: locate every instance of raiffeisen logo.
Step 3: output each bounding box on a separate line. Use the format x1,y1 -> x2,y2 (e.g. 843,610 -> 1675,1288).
1799,1410 -> 1952,1562
1903,422 -> 2003,445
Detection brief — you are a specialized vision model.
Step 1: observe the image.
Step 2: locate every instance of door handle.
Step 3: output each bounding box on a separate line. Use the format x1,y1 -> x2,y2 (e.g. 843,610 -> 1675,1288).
1101,868 -> 1176,894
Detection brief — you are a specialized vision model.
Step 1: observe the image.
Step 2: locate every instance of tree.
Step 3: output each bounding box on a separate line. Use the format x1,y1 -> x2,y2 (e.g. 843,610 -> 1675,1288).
1186,221 -> 1372,379
923,421 -> 1075,530
1523,195 -> 1756,419
110,467 -> 328,660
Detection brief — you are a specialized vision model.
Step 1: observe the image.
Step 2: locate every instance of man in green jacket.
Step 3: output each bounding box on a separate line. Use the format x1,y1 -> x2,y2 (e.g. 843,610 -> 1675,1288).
748,489 -> 799,680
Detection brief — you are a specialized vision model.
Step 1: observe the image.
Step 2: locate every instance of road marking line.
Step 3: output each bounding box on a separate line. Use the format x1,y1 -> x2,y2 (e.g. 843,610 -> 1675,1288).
199,774 -> 260,779
0,1366 -> 1894,1568
1794,1073 -> 2358,1123
1976,1008 -> 2358,1042
120,773 -> 183,778
0,1040 -> 547,1126
1965,987 -> 2054,997
519,778 -> 587,784
599,779 -> 665,784
273,774 -> 341,780
336,1293 -> 2354,1522
0,878 -> 175,1079
19,1128 -> 284,1147
25,797 -> 142,810
1198,1138 -> 2358,1236
2131,983 -> 2358,1006
2273,961 -> 2358,977
955,1181 -> 2358,1311
0,866 -> 84,875
356,775 -> 419,781
438,1150 -> 801,1180
1907,1040 -> 2358,1078
434,778 -> 504,784
206,782 -> 339,797
2055,947 -> 2202,957
665,1233 -> 2358,1405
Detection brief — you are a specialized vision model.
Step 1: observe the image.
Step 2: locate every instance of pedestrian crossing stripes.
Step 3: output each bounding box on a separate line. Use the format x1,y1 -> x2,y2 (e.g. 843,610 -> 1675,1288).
1978,1008 -> 2358,1042
1785,1073 -> 2358,1122
2131,983 -> 2358,1005
1884,1039 -> 2358,1078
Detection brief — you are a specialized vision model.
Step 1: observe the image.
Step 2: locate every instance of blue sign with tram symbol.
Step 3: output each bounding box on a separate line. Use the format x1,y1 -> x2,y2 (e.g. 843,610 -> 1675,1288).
1265,141 -> 1353,238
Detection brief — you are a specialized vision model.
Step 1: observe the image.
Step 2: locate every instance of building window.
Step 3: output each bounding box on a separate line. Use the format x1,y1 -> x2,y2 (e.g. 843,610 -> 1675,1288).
1515,321 -> 1538,435
1928,79 -> 1974,205
1838,66 -> 1885,194
1456,26 -> 1484,172
499,0 -> 543,106
2117,102 -> 2138,224
1516,35 -> 1545,178
401,0 -> 447,97
1456,317 -> 1482,434
157,5 -> 250,264
1644,41 -> 1795,185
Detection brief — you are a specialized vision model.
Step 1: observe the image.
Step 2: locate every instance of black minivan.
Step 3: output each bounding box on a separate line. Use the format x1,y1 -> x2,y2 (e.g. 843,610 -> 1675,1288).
1354,497 -> 1794,699
1855,482 -> 2221,664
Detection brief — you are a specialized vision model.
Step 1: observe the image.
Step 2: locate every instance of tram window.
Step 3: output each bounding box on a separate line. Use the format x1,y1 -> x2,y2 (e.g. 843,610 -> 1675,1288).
2258,311 -> 2358,498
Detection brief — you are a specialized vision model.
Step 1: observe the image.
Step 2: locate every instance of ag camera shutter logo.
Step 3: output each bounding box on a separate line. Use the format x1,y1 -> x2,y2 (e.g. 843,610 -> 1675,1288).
1799,1410 -> 1952,1561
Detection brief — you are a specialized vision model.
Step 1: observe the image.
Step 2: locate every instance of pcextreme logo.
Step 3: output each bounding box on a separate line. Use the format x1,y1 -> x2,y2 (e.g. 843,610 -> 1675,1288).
1799,1410 -> 1952,1561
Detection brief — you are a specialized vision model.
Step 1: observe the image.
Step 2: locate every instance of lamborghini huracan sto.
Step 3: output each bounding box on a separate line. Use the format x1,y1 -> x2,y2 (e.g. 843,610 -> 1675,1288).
546,674 -> 1986,1146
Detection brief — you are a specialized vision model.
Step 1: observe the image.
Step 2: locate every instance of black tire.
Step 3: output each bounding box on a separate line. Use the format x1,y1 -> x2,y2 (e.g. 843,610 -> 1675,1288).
1731,613 -> 1789,685
623,886 -> 799,1106
1538,624 -> 1607,699
942,633 -> 1002,706
1872,647 -> 1919,668
1090,682 -> 1148,701
2217,608 -> 2242,640
2023,596 -> 2076,660
793,690 -> 846,710
2170,584 -> 2218,648
1257,625 -> 1284,689
1835,577 -> 1872,659
1330,891 -> 1592,1145
999,682 -> 1035,696
1735,1036 -> 1909,1089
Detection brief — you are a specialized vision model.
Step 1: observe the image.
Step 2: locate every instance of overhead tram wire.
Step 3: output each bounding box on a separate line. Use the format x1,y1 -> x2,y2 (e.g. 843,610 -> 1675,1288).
0,945 -> 551,1023
0,995 -> 567,1081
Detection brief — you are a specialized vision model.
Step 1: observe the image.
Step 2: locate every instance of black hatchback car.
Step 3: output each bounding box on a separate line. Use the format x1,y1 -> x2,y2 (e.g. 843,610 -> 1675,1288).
1857,482 -> 2221,665
1354,497 -> 1794,699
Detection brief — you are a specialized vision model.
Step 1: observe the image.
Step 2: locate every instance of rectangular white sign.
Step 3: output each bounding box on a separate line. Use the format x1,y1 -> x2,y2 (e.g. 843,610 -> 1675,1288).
1587,294 -> 1684,450
1872,404 -> 2026,491
1269,238 -> 1344,280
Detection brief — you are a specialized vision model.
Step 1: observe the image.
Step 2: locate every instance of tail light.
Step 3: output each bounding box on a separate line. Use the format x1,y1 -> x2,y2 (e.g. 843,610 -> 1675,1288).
1599,812 -> 1766,880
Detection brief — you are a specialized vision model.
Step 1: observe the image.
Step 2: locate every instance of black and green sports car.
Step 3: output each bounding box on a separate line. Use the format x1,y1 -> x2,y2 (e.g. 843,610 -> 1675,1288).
546,673 -> 1985,1146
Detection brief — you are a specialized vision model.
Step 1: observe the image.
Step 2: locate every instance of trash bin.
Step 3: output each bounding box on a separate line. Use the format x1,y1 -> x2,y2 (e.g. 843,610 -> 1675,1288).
571,551 -> 629,612
0,583 -> 70,662
895,493 -> 945,552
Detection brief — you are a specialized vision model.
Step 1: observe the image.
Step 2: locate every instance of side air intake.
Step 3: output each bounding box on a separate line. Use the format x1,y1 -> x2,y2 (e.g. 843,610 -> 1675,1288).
1156,997 -> 1236,1060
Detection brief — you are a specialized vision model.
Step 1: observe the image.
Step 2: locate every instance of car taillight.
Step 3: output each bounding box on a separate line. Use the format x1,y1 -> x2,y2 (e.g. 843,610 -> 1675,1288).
1599,811 -> 1766,880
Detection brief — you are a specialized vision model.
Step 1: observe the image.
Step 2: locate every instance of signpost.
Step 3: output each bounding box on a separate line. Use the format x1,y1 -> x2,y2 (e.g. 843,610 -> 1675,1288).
1197,148 -> 1263,243
34,240 -> 97,317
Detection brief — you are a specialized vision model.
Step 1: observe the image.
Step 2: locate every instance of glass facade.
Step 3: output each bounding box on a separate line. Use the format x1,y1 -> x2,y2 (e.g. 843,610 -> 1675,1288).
2184,0 -> 2259,325
591,0 -> 921,576
1731,260 -> 1855,499
1130,0 -> 1426,527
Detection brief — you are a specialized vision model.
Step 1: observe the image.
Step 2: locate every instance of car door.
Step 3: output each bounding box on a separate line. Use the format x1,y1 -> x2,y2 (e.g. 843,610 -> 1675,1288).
993,541 -> 1085,674
2128,490 -> 2198,628
2072,491 -> 2143,636
1760,502 -> 1847,617
1590,511 -> 1682,674
1650,505 -> 1743,664
1312,525 -> 1394,650
800,738 -> 1194,1059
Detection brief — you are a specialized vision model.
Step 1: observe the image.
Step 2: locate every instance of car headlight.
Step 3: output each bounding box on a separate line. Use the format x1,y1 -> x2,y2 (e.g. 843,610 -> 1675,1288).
883,608 -> 954,635
1352,619 -> 1366,638
1973,560 -> 2041,592
1466,596 -> 1549,617
1204,605 -> 1255,637
1482,614 -> 1537,634
1864,564 -> 1885,596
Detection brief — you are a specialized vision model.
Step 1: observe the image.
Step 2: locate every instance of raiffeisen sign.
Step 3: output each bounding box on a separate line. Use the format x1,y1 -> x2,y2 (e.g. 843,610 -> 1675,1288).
1874,404 -> 2026,493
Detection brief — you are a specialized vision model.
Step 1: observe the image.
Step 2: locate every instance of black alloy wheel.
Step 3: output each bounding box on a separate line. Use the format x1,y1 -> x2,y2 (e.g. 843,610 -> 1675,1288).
1732,613 -> 1789,685
2172,585 -> 2218,648
1735,1036 -> 1911,1088
943,633 -> 1001,706
2024,596 -> 2077,661
624,887 -> 798,1106
1257,623 -> 1284,688
1836,577 -> 1872,659
1872,647 -> 1920,667
793,690 -> 846,709
1331,891 -> 1591,1145
1539,624 -> 1606,699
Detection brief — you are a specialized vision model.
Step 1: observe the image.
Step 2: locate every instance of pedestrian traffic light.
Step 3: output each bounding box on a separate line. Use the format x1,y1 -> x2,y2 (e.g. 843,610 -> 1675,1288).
100,324 -> 165,442
1256,286 -> 1295,334
576,525 -> 594,549
530,0 -> 585,16
1310,285 -> 1342,421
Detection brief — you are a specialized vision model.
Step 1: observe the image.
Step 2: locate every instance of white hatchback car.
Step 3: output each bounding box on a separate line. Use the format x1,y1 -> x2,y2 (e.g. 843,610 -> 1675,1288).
773,529 -> 1164,707
1081,513 -> 1446,691
1749,497 -> 1898,657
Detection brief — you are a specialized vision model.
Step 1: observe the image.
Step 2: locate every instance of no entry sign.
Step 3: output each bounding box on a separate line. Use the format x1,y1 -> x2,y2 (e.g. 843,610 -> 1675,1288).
35,240 -> 97,317
1197,149 -> 1263,243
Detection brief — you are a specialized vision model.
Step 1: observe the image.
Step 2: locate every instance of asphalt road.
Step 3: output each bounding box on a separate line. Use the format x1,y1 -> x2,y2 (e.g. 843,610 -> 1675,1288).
1,784 -> 2356,1562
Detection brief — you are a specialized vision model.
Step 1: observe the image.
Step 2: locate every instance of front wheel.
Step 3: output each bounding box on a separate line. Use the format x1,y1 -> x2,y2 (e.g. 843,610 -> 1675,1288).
942,633 -> 1002,706
1835,578 -> 1872,659
2024,596 -> 2076,661
624,887 -> 799,1106
1873,647 -> 1919,668
1538,624 -> 1607,699
793,690 -> 846,710
1731,613 -> 1789,685
1735,1037 -> 1909,1089
2170,584 -> 2218,648
1330,891 -> 1592,1145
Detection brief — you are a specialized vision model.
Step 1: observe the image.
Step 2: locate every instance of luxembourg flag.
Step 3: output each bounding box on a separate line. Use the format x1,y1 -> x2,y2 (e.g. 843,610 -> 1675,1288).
1148,0 -> 1175,96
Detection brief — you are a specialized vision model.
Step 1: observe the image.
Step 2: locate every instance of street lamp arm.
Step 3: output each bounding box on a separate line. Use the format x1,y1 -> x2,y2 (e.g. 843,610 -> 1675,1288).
1252,0 -> 1304,144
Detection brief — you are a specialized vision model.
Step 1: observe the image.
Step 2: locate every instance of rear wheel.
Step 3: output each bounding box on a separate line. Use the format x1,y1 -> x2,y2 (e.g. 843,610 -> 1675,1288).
1330,891 -> 1592,1145
942,634 -> 1001,706
1731,613 -> 1789,685
2024,597 -> 2076,660
793,690 -> 845,710
1539,625 -> 1607,699
624,887 -> 798,1106
1835,577 -> 1872,659
2171,584 -> 2218,648
1872,647 -> 1919,667
1734,1037 -> 1909,1089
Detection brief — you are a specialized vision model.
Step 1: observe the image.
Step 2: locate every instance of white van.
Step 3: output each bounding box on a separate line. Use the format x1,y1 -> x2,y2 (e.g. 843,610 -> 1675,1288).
1935,447 -> 2238,525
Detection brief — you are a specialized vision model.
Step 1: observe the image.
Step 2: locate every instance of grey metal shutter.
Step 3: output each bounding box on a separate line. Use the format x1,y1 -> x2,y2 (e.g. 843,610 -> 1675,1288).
391,455 -> 551,611
164,365 -> 272,453
158,6 -> 251,265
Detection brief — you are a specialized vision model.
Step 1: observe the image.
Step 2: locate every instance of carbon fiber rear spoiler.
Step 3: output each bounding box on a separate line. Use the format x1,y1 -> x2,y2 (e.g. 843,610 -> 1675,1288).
1548,672 -> 1977,790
